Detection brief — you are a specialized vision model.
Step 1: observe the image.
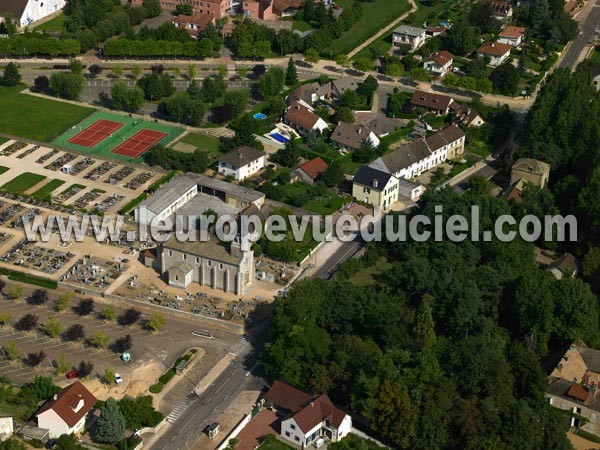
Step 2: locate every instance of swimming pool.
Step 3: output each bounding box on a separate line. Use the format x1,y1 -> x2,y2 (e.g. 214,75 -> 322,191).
269,132 -> 289,144
253,113 -> 267,120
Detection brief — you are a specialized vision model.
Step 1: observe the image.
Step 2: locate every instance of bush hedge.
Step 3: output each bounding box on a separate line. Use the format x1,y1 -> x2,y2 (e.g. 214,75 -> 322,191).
149,383 -> 164,394
158,369 -> 175,384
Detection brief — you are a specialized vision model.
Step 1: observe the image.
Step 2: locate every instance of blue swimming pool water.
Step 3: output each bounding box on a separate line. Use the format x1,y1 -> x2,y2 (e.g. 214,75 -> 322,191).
253,113 -> 267,120
269,132 -> 289,144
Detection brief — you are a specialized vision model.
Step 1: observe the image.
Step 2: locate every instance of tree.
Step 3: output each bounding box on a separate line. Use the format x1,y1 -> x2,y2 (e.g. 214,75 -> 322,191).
112,64 -> 123,78
88,64 -> 102,78
76,298 -> 95,316
223,89 -> 249,120
131,65 -> 142,79
64,324 -> 85,341
176,3 -> 193,15
271,139 -> 299,167
50,72 -> 83,100
414,294 -> 436,349
335,54 -> 349,67
120,309 -> 141,326
2,62 -> 21,87
96,398 -> 126,443
55,292 -> 72,312
27,351 -> 46,367
113,334 -> 133,353
142,0 -> 162,17
444,19 -> 478,55
259,66 -> 285,98
90,331 -> 110,349
490,63 -> 520,96
187,63 -> 196,80
7,285 -> 21,300
29,289 -> 49,306
42,317 -> 63,338
0,313 -> 10,328
3,341 -> 20,360
104,368 -> 116,384
69,59 -> 84,75
385,63 -> 404,77
17,314 -> 38,331
410,67 -> 429,82
101,305 -> 117,321
305,49 -> 320,63
33,75 -> 50,93
217,65 -> 228,78
353,57 -> 373,72
285,57 -> 298,85
77,360 -> 94,378
54,433 -> 86,450
55,353 -> 70,374
0,438 -> 26,450
321,163 -> 344,187
146,313 -> 166,333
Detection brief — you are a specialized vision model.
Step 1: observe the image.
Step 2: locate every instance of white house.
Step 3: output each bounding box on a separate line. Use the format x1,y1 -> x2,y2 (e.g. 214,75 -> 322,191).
453,104 -> 485,127
490,0 -> 513,20
283,102 -> 329,136
352,166 -> 399,209
423,50 -> 454,75
0,0 -> 66,27
330,122 -> 380,151
217,146 -> 266,181
497,26 -> 526,47
477,41 -> 512,67
0,417 -> 13,441
36,382 -> 96,439
263,381 -> 352,447
392,25 -> 427,50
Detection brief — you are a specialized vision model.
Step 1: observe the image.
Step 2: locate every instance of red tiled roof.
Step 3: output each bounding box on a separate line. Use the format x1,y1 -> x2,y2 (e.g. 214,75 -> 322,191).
264,380 -> 313,412
296,157 -> 328,180
425,50 -> 454,66
36,382 -> 97,428
498,26 -> 526,38
410,90 -> 454,111
284,102 -> 321,131
490,0 -> 512,16
291,394 -> 347,433
567,383 -> 589,402
477,41 -> 511,57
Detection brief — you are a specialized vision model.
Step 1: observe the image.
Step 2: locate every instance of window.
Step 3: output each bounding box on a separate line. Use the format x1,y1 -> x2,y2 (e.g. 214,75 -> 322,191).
219,263 -> 223,270
290,424 -> 296,430
169,250 -> 173,257
196,257 -> 200,263
207,261 -> 211,267
285,431 -> 291,437
574,406 -> 581,414
295,436 -> 300,442
175,275 -> 179,281
183,254 -> 187,260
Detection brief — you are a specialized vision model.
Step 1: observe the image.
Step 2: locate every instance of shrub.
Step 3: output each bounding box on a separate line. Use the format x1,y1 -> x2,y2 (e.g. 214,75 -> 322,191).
159,369 -> 175,384
149,383 -> 164,394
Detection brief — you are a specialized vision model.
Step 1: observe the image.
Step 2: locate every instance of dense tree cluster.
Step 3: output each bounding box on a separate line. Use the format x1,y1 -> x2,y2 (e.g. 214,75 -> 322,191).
144,144 -> 209,173
136,72 -> 174,101
0,34 -> 80,56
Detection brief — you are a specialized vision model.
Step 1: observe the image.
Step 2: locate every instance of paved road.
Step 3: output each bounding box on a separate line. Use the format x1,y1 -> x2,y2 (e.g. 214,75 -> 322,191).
558,0 -> 600,69
451,159 -> 501,194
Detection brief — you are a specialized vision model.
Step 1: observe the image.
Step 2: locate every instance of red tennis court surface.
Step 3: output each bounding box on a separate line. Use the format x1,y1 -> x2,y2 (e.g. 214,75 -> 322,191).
67,119 -> 124,147
111,129 -> 167,158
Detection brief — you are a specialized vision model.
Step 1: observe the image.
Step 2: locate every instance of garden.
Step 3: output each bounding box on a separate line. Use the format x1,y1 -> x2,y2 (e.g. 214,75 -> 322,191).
0,172 -> 46,195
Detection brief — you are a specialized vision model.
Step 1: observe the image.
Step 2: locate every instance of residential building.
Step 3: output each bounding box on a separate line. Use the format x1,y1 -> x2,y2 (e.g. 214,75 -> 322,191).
490,0 -> 513,20
477,41 -> 512,67
264,381 -> 352,446
546,253 -> 578,280
172,13 -> 216,38
510,158 -> 550,188
160,234 -> 254,293
330,122 -> 380,151
423,50 -> 454,75
36,382 -> 96,438
217,146 -> 266,181
154,0 -> 234,19
352,166 -> 399,209
410,89 -> 457,115
453,104 -> 485,127
497,26 -> 526,47
425,26 -> 447,37
330,77 -> 359,99
0,0 -> 66,27
272,0 -> 303,16
283,102 -> 329,136
243,0 -> 273,19
369,125 -> 465,179
544,343 -> 600,435
397,177 -> 425,200
285,82 -> 330,108
135,173 -> 265,227
392,25 -> 427,50
291,157 -> 328,185
592,65 -> 600,92
0,417 -> 13,441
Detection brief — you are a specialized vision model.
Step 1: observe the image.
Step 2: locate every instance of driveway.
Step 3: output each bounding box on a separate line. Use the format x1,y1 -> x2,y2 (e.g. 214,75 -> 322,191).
354,89 -> 407,136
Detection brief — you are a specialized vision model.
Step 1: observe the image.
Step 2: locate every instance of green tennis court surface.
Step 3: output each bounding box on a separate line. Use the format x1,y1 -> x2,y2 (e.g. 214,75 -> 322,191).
52,111 -> 184,163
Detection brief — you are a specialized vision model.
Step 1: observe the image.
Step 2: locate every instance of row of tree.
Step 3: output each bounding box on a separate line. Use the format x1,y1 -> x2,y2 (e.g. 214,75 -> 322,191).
0,34 -> 80,57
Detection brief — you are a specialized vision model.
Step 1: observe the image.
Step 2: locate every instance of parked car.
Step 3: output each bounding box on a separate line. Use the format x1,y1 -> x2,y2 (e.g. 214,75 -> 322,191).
115,373 -> 123,384
66,370 -> 79,379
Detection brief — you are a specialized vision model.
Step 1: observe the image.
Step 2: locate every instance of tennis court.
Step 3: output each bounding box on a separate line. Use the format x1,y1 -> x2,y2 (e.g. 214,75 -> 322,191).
67,119 -> 124,147
111,129 -> 168,158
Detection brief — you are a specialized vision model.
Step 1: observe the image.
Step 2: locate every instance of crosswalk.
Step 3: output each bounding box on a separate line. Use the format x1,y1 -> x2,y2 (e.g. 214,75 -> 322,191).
228,336 -> 251,357
166,393 -> 197,423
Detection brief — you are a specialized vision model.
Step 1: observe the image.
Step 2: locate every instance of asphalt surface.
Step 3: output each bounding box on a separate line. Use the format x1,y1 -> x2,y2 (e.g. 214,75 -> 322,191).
558,0 -> 600,69
452,159 -> 502,194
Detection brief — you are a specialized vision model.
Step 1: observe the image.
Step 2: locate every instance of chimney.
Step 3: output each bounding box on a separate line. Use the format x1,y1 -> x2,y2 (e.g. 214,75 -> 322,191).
53,394 -> 58,401
373,178 -> 379,188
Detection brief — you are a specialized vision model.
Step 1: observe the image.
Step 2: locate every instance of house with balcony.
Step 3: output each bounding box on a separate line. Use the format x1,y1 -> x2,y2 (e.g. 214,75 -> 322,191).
477,41 -> 512,66
392,25 -> 427,51
497,26 -> 526,47
423,50 -> 454,75
217,146 -> 266,181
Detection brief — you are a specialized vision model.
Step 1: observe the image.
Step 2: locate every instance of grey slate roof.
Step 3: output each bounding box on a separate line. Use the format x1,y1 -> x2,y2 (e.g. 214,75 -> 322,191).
578,346 -> 600,373
217,146 -> 265,168
331,77 -> 358,96
353,166 -> 394,191
0,0 -> 28,18
330,122 -> 375,150
163,234 -> 242,265
393,25 -> 426,37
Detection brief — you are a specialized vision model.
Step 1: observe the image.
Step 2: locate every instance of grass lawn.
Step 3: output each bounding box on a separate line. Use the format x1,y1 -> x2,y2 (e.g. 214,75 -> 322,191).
60,183 -> 85,196
0,167 -> 9,176
326,0 -> 411,55
0,85 -> 93,142
404,0 -> 445,27
33,13 -> 66,32
589,49 -> 600,64
303,192 -> 346,215
1,172 -> 46,194
178,132 -> 221,162
292,20 -> 314,32
257,435 -> 294,450
31,179 -> 66,199
448,153 -> 481,178
423,114 -> 449,129
350,256 -> 392,287
467,140 -> 492,157
0,138 -> 8,146
0,401 -> 35,422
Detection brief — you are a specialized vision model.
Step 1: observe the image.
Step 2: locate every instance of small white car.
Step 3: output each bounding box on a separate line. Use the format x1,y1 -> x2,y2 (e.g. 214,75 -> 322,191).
115,373 -> 123,384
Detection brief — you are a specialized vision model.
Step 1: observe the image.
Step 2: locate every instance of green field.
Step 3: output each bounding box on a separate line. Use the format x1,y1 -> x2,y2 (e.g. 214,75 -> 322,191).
257,435 -> 294,450
33,13 -> 66,32
0,85 -> 93,142
59,183 -> 85,196
326,0 -> 411,55
590,48 -> 600,64
31,179 -> 66,199
292,20 -> 314,32
1,172 -> 46,194
177,132 -> 221,162
53,111 -> 184,163
0,167 -> 9,176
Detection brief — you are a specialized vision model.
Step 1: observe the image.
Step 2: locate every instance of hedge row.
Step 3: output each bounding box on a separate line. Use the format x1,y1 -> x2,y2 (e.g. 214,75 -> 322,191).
0,267 -> 57,289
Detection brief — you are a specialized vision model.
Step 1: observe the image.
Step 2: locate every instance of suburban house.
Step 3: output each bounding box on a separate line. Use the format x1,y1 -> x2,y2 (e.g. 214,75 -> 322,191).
36,382 -> 96,438
497,26 -> 527,47
397,177 -> 426,201
369,125 -> 465,179
153,0 -> 233,19
546,253 -> 578,279
510,158 -> 550,188
453,104 -> 485,127
263,381 -> 352,446
330,77 -> 359,99
544,342 -> 600,435
285,82 -> 330,108
392,25 -> 427,50
0,0 -> 66,27
425,25 -> 447,37
217,146 -> 266,181
352,166 -> 399,209
330,122 -> 380,151
243,0 -> 273,19
477,41 -> 512,67
423,50 -> 454,75
592,65 -> 600,91
160,234 -> 254,294
291,157 -> 328,185
272,0 -> 303,16
283,102 -> 329,136
172,13 -> 216,37
410,90 -> 457,115
490,0 -> 513,20
0,417 -> 13,441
